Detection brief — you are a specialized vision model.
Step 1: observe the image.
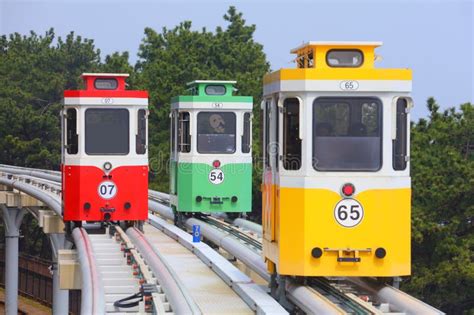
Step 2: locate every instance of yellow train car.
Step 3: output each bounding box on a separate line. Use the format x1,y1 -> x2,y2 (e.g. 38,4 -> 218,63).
261,42 -> 412,281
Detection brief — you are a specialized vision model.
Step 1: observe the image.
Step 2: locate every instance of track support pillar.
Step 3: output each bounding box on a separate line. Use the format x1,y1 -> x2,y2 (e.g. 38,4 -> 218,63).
0,205 -> 26,315
50,233 -> 73,314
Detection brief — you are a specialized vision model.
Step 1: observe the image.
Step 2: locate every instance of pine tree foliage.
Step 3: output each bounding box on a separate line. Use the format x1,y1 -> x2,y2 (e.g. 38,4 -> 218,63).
403,98 -> 473,313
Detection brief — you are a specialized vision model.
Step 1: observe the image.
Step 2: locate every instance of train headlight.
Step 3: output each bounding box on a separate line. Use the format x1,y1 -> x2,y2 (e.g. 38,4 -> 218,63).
311,247 -> 323,258
375,247 -> 386,259
212,160 -> 221,168
196,196 -> 203,202
103,162 -> 112,171
341,183 -> 355,197
231,196 -> 238,203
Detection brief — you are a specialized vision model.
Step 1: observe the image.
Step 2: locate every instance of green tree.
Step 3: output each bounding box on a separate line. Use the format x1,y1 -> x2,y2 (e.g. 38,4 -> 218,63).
135,6 -> 269,216
0,29 -> 102,169
402,99 -> 474,314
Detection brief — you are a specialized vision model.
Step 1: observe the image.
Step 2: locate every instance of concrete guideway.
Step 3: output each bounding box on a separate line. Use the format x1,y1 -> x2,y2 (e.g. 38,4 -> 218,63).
141,222 -> 256,314
147,215 -> 288,314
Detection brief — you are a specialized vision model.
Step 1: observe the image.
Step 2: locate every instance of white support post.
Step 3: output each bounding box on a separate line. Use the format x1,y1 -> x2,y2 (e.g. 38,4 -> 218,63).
50,233 -> 72,314
1,205 -> 26,315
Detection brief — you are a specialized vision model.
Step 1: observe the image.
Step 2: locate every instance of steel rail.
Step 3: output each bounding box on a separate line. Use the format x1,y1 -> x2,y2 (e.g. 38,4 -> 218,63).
0,166 -> 61,183
0,164 -> 60,176
309,278 -> 373,315
233,218 -> 263,237
0,174 -> 61,216
347,278 -> 444,315
286,282 -> 346,315
72,228 -> 105,315
126,227 -> 202,315
200,216 -> 262,251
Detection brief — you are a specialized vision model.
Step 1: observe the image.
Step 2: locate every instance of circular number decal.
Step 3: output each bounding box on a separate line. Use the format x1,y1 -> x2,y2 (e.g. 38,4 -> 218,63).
334,199 -> 364,227
340,80 -> 359,91
101,98 -> 114,104
98,181 -> 117,199
209,169 -> 224,185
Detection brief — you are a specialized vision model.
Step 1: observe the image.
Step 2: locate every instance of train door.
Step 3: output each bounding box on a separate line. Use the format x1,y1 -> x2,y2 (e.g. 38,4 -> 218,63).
170,110 -> 178,195
262,97 -> 279,242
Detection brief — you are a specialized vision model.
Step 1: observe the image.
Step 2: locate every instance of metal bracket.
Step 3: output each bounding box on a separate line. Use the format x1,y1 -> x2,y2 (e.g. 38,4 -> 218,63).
324,247 -> 371,263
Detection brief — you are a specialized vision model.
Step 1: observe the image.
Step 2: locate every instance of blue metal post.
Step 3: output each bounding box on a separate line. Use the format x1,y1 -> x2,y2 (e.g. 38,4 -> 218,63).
192,225 -> 201,243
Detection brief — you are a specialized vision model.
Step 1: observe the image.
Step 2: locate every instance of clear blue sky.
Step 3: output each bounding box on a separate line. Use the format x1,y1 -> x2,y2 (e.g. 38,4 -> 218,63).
1,0 -> 472,120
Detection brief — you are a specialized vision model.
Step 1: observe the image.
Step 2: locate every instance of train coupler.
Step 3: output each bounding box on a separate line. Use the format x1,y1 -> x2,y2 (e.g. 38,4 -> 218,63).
323,247 -> 371,263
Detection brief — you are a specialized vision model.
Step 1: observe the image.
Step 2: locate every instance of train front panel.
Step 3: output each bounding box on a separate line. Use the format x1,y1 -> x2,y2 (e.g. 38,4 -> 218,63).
175,157 -> 252,213
262,42 -> 412,278
170,80 -> 253,215
62,73 -> 149,222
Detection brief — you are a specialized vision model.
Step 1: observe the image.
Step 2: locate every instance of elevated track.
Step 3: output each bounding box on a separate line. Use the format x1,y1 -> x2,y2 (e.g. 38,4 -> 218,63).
0,165 -> 444,315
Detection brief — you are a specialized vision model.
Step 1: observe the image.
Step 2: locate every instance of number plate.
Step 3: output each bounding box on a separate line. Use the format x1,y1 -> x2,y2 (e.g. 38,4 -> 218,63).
340,80 -> 359,91
334,199 -> 364,227
208,169 -> 224,185
98,181 -> 117,199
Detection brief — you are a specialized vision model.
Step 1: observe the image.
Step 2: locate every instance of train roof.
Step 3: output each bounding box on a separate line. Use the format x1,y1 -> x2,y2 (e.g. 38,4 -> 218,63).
187,80 -> 237,86
263,40 -> 411,95
172,80 -> 252,108
290,41 -> 383,53
63,72 -> 148,102
81,73 -> 130,78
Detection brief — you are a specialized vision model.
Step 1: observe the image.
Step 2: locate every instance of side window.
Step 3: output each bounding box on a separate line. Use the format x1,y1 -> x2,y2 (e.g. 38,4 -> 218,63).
66,108 -> 78,154
170,111 -> 176,154
242,112 -> 251,153
178,112 -> 191,153
282,98 -> 301,170
393,98 -> 408,170
136,109 -> 147,154
264,100 -> 271,167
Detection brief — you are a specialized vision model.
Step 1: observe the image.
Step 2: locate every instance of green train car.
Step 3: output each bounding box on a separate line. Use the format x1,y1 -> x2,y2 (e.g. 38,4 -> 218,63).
169,80 -> 253,224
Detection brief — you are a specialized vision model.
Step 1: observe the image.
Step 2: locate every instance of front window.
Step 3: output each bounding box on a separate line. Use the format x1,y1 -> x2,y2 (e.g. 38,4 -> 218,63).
85,108 -> 129,155
313,97 -> 382,171
327,50 -> 364,67
205,85 -> 226,95
197,112 -> 236,154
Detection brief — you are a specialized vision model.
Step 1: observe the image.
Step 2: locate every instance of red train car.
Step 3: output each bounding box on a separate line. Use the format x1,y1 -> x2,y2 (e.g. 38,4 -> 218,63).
61,73 -> 149,224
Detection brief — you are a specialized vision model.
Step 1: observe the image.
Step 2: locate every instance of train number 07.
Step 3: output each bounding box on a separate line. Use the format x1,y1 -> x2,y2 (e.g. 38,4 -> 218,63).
98,181 -> 117,199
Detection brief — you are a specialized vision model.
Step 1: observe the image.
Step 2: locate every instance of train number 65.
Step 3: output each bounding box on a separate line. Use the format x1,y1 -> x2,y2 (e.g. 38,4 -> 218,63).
334,199 -> 364,227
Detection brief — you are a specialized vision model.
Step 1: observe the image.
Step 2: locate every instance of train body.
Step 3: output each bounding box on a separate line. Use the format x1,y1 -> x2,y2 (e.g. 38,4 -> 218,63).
262,42 -> 412,278
169,81 -> 252,220
62,73 -> 149,223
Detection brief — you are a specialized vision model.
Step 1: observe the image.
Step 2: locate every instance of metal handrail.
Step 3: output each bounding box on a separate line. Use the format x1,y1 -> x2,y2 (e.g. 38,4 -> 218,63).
0,166 -> 61,183
72,228 -> 105,315
0,175 -> 61,216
